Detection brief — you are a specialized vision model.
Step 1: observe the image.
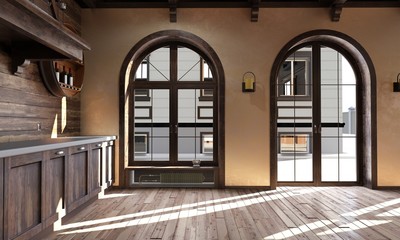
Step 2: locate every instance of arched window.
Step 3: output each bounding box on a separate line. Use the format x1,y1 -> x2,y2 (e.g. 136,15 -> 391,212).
119,31 -> 225,187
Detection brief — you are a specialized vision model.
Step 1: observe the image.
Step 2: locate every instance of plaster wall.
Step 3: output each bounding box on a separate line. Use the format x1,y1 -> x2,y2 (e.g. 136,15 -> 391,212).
81,7 -> 400,186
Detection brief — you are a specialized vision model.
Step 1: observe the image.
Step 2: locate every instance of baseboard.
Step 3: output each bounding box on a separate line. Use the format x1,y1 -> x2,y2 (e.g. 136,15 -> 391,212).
374,186 -> 400,190
224,186 -> 272,190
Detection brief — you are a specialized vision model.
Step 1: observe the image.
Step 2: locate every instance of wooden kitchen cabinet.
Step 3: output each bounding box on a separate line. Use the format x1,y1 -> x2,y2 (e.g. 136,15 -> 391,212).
66,144 -> 89,213
0,138 -> 115,240
4,152 -> 44,240
43,148 -> 68,228
89,142 -> 103,198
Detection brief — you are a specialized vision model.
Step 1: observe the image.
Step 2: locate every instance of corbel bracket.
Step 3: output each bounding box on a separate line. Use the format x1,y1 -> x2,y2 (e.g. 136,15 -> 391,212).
169,0 -> 177,23
251,0 -> 260,22
331,0 -> 347,22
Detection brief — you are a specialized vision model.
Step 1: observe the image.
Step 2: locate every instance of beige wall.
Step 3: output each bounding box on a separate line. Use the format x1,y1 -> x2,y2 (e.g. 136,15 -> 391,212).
81,8 -> 400,187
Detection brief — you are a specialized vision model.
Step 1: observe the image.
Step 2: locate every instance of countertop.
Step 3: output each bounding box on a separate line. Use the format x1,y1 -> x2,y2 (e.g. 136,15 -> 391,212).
0,136 -> 116,158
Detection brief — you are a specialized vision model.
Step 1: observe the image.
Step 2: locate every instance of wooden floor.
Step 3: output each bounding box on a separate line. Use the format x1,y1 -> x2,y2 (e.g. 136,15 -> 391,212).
42,187 -> 400,239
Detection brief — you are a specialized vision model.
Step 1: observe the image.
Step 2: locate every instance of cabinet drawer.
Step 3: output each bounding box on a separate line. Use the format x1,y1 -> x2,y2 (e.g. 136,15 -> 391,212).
69,144 -> 88,154
49,148 -> 68,158
91,142 -> 103,149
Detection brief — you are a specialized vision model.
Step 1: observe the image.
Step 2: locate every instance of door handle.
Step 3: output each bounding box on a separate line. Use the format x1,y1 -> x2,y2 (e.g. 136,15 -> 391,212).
171,124 -> 178,134
313,124 -> 321,134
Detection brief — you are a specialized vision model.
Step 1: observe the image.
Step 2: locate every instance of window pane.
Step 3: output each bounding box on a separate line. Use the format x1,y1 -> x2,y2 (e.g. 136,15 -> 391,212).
178,48 -> 201,81
277,47 -> 312,97
321,46 -> 357,182
178,89 -> 213,162
134,89 -> 170,161
321,137 -> 339,182
148,48 -> 170,81
339,137 -> 357,181
135,58 -> 148,80
278,134 -> 313,182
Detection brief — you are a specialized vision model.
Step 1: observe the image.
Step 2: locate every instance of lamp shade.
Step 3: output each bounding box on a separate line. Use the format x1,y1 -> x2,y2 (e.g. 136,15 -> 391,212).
242,71 -> 255,92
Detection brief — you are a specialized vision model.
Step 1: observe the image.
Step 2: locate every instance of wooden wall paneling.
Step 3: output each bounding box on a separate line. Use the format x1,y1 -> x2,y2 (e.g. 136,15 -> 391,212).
66,145 -> 89,213
63,0 -> 82,34
0,49 -> 42,82
0,49 -> 81,143
43,148 -> 67,228
4,152 -> 44,240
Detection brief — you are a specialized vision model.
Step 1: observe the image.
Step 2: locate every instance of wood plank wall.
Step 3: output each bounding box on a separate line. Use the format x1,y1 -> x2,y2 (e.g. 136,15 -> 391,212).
31,0 -> 82,34
0,46 -> 81,143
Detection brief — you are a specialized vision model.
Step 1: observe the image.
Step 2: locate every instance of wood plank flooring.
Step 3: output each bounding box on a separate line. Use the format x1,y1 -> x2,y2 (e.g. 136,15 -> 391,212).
42,187 -> 400,239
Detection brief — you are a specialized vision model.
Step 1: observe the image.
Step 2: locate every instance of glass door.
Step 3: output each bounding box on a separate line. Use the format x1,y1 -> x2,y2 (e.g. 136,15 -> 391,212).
277,46 -> 314,182
320,46 -> 357,182
277,44 -> 358,185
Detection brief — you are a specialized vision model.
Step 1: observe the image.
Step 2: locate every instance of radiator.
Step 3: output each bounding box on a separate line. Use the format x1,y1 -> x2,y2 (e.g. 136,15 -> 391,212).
160,173 -> 204,183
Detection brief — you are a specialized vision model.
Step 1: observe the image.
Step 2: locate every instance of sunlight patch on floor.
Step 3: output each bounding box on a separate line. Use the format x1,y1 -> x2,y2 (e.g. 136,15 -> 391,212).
264,219 -> 391,240
57,188 -> 322,234
341,198 -> 400,217
99,193 -> 136,199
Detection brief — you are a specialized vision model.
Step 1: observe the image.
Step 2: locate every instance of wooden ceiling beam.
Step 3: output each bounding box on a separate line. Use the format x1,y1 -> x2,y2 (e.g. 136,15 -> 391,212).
81,0 -> 97,8
85,0 -> 400,9
330,0 -> 347,22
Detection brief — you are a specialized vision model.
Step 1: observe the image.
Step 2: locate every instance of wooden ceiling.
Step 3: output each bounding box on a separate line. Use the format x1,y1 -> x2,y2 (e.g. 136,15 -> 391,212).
76,0 -> 400,8
74,0 -> 400,22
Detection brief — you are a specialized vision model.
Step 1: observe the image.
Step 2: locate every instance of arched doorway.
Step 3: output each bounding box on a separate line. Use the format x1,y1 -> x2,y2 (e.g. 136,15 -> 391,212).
270,30 -> 376,189
119,30 -> 225,187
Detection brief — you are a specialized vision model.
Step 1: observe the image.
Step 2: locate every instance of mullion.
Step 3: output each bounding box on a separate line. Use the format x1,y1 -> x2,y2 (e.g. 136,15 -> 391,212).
313,43 -> 321,185
170,45 -> 178,165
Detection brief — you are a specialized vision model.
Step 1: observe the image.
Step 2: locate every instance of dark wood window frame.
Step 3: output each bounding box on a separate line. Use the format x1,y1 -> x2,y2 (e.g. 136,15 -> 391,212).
270,30 -> 377,189
119,30 -> 225,188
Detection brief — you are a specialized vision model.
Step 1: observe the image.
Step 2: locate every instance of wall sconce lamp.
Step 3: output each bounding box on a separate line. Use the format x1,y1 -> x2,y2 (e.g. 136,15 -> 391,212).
394,73 -> 400,92
242,71 -> 256,92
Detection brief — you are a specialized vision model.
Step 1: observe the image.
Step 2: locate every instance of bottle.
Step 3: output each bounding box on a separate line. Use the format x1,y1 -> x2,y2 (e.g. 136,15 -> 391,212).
54,62 -> 60,82
69,68 -> 74,87
60,66 -> 67,84
66,68 -> 71,86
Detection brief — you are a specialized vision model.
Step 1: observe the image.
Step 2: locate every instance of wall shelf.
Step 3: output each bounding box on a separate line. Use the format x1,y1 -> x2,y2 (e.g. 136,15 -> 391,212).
39,60 -> 84,97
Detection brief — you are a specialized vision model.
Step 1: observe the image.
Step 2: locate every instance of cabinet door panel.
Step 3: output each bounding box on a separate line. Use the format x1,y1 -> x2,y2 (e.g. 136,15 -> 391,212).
90,147 -> 101,193
7,159 -> 42,239
106,144 -> 113,185
44,155 -> 65,225
67,151 -> 88,210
